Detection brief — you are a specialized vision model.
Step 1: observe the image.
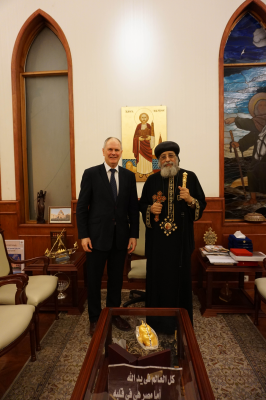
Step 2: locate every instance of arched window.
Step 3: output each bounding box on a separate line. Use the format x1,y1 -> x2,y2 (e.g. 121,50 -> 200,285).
12,10 -> 75,223
220,1 -> 266,220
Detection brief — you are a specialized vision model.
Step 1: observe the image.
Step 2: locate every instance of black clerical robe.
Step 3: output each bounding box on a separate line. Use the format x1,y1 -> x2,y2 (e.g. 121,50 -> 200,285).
139,169 -> 206,334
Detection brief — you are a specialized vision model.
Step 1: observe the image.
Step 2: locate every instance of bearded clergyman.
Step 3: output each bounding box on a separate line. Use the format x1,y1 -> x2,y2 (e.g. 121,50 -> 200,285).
139,141 -> 206,334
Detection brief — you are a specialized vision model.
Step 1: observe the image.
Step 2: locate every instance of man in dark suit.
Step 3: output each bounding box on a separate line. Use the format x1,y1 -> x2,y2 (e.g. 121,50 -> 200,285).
76,137 -> 139,335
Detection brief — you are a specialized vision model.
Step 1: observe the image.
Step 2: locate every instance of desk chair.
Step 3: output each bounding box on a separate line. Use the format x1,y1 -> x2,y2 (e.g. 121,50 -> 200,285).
0,228 -> 58,350
123,212 -> 146,307
0,274 -> 36,362
254,258 -> 266,326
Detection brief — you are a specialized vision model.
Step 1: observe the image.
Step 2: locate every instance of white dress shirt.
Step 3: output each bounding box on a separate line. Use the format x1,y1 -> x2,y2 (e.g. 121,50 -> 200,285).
104,162 -> 119,195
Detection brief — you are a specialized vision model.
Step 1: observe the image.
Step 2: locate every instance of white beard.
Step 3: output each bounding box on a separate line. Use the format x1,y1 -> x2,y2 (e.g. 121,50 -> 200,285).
159,160 -> 180,178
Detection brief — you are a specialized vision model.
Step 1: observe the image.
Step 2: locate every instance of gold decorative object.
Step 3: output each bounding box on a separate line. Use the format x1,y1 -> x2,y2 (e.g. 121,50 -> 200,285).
182,172 -> 188,188
203,227 -> 218,245
44,228 -> 78,259
244,212 -> 266,222
136,321 -> 158,350
55,272 -> 70,299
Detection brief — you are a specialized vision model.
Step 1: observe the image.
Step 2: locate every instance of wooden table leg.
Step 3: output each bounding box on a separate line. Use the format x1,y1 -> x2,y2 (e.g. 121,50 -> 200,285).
239,272 -> 244,289
254,284 -> 260,326
71,271 -> 78,307
206,272 -> 213,309
198,262 -> 203,289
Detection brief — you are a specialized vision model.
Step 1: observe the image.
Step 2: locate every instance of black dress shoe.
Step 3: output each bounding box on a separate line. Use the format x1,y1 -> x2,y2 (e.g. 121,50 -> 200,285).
89,320 -> 98,336
112,316 -> 131,331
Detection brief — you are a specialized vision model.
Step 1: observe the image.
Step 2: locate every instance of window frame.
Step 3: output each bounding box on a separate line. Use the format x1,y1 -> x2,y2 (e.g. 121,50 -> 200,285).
219,0 -> 266,221
11,10 -> 75,224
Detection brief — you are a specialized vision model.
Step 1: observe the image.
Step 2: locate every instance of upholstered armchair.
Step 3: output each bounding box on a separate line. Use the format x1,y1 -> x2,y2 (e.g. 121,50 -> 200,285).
254,258 -> 266,326
0,274 -> 36,362
0,228 -> 59,350
123,212 -> 146,307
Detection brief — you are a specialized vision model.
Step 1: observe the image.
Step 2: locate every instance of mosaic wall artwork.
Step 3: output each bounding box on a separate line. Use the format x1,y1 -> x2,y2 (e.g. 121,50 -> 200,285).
224,13 -> 266,219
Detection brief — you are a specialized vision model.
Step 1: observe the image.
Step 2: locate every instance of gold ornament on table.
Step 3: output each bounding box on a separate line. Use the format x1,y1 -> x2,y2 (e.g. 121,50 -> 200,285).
44,228 -> 78,261
203,227 -> 218,245
136,321 -> 158,350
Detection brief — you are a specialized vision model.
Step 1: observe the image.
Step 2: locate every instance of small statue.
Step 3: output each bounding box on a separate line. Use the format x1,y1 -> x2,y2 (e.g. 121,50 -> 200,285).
37,190 -> 46,224
138,321 -> 158,347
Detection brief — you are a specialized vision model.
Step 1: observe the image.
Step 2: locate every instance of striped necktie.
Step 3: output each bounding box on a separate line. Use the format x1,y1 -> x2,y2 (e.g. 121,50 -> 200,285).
110,169 -> 117,200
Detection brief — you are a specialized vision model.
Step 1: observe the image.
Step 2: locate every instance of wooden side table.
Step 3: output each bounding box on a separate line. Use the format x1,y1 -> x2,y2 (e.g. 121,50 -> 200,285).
196,250 -> 264,317
24,252 -> 86,315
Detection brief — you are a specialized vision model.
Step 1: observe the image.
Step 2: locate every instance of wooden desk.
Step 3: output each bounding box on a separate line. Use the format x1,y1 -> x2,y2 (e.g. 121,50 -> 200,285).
196,251 -> 264,317
24,252 -> 86,315
71,307 -> 214,400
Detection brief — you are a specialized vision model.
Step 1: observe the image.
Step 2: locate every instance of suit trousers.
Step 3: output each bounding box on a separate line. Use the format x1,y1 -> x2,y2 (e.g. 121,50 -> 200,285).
86,229 -> 127,322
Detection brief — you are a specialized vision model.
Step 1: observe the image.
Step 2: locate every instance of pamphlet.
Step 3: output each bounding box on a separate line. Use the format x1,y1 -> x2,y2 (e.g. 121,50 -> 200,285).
5,240 -> 25,273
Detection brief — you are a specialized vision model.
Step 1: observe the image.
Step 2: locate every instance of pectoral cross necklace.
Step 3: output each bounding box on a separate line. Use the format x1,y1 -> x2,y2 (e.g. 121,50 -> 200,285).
159,174 -> 179,236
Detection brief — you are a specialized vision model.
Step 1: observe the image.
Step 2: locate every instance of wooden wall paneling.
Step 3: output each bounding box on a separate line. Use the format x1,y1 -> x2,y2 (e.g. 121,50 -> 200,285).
1,197 -> 265,293
222,233 -> 266,254
0,201 -> 19,238
192,221 -> 213,283
20,235 -> 34,259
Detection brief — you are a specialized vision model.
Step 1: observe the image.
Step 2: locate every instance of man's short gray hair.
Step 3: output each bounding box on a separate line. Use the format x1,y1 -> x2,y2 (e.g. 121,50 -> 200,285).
103,137 -> 122,150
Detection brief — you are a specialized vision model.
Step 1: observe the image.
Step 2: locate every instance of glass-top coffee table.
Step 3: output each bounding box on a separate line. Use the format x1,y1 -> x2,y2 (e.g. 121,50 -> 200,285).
71,307 -> 214,400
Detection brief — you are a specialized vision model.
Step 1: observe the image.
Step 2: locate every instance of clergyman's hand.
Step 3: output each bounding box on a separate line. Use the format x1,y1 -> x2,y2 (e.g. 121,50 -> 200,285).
128,238 -> 137,254
151,203 -> 162,215
178,186 -> 193,204
81,237 -> 93,253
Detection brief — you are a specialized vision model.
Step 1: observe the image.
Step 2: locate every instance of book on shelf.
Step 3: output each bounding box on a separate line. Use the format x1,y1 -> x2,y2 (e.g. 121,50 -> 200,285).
236,261 -> 259,267
206,255 -> 237,265
199,245 -> 229,256
230,248 -> 252,257
229,251 -> 266,262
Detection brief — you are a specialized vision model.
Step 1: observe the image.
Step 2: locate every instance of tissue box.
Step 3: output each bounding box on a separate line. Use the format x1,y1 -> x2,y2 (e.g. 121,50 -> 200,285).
228,235 -> 253,251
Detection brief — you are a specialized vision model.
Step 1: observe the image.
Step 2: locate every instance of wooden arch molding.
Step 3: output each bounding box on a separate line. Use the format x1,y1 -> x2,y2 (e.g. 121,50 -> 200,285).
218,0 -> 266,197
11,9 -> 76,223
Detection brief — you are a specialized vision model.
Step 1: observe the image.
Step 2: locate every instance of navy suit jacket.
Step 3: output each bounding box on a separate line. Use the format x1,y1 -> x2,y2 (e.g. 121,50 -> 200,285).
76,164 -> 139,251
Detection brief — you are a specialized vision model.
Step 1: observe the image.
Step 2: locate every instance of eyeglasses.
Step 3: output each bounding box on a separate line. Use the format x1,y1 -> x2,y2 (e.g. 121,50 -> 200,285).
159,153 -> 176,161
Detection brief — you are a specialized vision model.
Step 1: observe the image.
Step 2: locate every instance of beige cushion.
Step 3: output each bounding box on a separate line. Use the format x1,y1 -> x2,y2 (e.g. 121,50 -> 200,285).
134,213 -> 146,256
128,259 -> 146,280
0,275 -> 58,306
0,235 -> 11,276
0,304 -> 35,350
255,277 -> 266,299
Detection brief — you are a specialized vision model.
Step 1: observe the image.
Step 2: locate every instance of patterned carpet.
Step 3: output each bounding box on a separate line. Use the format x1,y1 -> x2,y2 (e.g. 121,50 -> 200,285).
3,291 -> 266,400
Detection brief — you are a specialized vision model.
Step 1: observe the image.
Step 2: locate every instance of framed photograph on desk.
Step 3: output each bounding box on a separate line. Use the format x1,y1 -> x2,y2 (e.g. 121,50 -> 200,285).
49,207 -> 71,224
